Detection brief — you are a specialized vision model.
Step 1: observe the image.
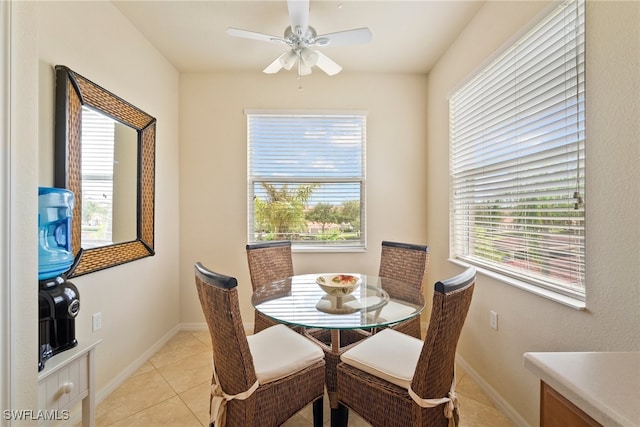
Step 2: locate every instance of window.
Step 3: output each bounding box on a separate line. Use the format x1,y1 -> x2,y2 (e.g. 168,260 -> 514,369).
81,107 -> 116,248
247,111 -> 366,250
449,0 -> 585,299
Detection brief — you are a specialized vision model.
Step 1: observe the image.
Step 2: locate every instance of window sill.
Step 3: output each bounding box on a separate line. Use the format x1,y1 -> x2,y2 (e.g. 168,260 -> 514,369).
293,245 -> 366,253
448,258 -> 586,311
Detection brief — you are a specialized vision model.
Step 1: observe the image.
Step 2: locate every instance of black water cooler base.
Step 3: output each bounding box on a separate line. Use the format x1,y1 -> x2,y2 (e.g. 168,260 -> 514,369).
38,275 -> 80,371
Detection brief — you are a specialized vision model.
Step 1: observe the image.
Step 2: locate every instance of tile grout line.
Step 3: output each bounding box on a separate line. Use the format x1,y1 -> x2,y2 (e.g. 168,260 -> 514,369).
100,365 -> 179,427
155,355 -> 211,427
176,389 -> 208,427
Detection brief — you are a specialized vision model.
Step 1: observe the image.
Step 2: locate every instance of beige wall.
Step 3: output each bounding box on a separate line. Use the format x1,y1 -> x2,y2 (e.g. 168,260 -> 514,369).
178,72 -> 429,325
112,123 -> 138,243
35,0 -> 181,400
427,1 -> 640,425
6,0 -> 40,414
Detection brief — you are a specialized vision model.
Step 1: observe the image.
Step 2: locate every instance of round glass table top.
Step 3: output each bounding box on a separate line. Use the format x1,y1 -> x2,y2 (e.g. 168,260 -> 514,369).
251,274 -> 425,330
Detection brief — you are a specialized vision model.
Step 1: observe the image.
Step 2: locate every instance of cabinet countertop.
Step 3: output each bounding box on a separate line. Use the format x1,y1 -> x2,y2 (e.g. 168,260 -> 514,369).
523,352 -> 640,427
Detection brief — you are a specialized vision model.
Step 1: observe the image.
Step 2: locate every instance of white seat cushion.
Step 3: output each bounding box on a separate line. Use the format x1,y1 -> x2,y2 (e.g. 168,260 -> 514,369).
247,324 -> 324,384
367,301 -> 419,323
340,328 -> 423,389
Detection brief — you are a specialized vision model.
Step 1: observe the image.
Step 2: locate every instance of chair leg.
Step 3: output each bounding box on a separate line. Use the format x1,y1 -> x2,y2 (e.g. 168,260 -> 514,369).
330,403 -> 349,427
313,396 -> 324,427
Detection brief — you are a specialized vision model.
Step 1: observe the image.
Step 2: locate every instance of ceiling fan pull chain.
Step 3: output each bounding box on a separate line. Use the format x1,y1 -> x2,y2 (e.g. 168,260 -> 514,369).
297,52 -> 303,90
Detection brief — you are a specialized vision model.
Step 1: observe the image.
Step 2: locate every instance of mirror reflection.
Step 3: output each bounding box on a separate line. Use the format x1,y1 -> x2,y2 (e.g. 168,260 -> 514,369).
55,65 -> 156,277
80,107 -> 137,248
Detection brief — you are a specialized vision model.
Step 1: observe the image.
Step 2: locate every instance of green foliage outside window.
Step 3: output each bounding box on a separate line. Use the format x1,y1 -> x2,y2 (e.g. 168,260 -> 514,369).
253,183 -> 361,242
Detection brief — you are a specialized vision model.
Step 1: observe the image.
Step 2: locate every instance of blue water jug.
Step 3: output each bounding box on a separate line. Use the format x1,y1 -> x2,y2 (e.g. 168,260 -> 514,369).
38,187 -> 75,280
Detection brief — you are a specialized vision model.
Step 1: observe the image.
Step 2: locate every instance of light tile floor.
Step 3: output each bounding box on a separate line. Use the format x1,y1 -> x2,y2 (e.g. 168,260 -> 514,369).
89,331 -> 515,426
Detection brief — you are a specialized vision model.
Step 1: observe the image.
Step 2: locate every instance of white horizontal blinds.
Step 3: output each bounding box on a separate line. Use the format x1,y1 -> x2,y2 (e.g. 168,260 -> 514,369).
449,0 -> 585,297
81,107 -> 115,246
249,114 -> 364,178
248,112 -> 366,246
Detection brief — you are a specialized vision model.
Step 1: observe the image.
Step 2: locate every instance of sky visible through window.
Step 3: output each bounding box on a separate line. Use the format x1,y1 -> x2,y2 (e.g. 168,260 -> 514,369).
250,114 -> 364,206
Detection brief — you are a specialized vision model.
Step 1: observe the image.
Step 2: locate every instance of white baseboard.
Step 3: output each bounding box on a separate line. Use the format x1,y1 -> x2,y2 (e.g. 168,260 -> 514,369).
95,321 -> 252,405
455,354 -> 530,427
60,325 -> 182,426
179,322 -> 208,331
183,321 -> 254,335
95,321 -> 253,404
97,324 -> 182,403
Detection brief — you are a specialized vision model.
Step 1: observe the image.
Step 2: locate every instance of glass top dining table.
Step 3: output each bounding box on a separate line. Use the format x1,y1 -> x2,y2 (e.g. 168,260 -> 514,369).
253,273 -> 425,417
251,273 -> 425,336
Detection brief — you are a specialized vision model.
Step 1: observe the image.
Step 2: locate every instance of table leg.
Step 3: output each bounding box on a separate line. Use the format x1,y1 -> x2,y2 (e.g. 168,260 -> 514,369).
331,329 -> 340,353
328,329 -> 341,409
305,329 -> 366,415
330,404 -> 349,427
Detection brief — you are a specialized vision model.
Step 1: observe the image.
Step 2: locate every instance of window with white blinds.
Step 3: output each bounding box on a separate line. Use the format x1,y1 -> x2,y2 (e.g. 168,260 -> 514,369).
449,0 -> 585,299
247,111 -> 366,249
81,107 -> 115,248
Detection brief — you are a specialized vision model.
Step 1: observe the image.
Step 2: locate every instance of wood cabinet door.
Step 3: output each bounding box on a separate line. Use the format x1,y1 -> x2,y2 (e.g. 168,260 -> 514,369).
540,382 -> 602,427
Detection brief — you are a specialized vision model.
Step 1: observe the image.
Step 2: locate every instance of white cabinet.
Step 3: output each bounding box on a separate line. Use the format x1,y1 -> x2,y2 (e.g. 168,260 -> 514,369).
37,339 -> 101,426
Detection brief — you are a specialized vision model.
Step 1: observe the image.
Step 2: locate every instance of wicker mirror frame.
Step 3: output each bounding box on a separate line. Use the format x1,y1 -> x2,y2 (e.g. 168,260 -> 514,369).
54,65 -> 156,277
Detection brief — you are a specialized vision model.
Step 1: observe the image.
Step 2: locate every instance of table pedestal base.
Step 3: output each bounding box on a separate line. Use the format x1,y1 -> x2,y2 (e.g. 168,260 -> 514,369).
304,328 -> 371,409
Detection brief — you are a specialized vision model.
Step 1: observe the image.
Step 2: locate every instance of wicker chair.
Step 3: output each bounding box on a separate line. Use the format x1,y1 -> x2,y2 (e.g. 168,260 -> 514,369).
336,267 -> 476,427
246,241 -> 294,333
246,240 -> 366,414
194,262 -> 325,427
377,240 -> 430,338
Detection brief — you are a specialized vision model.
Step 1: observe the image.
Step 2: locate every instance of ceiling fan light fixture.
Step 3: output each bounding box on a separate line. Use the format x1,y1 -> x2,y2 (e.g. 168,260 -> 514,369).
298,60 -> 313,76
300,48 -> 318,67
280,50 -> 298,70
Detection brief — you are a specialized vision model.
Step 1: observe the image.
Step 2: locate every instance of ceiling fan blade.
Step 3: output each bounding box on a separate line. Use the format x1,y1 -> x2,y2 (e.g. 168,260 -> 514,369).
287,0 -> 309,37
312,51 -> 342,76
226,27 -> 287,44
315,28 -> 372,47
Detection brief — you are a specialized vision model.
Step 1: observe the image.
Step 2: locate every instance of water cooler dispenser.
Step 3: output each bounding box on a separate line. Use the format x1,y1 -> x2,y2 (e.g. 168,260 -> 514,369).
38,187 -> 80,371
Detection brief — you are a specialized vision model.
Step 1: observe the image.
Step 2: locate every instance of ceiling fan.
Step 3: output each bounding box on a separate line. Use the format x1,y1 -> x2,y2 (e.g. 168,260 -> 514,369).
225,0 -> 372,78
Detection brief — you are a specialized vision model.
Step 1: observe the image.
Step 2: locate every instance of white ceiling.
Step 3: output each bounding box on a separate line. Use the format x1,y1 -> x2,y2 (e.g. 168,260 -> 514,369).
113,0 -> 484,74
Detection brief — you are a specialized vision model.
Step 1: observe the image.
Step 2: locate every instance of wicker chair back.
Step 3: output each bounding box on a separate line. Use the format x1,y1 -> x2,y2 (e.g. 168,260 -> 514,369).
413,267 -> 476,403
246,241 -> 294,333
194,262 -> 257,425
378,241 -> 430,338
246,241 -> 294,290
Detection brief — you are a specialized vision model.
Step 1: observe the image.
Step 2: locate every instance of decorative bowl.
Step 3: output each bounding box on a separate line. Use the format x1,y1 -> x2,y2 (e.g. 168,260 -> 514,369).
316,274 -> 362,297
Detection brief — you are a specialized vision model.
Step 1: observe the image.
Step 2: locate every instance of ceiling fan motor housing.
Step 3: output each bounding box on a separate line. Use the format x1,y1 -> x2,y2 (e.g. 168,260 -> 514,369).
285,25 -> 318,48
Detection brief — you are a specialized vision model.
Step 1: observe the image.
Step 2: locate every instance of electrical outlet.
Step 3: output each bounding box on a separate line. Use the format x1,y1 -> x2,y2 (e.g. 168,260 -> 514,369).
92,312 -> 102,332
490,310 -> 498,330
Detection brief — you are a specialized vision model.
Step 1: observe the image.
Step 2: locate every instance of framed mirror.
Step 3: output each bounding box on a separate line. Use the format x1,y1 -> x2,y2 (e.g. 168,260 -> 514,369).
54,65 -> 156,277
